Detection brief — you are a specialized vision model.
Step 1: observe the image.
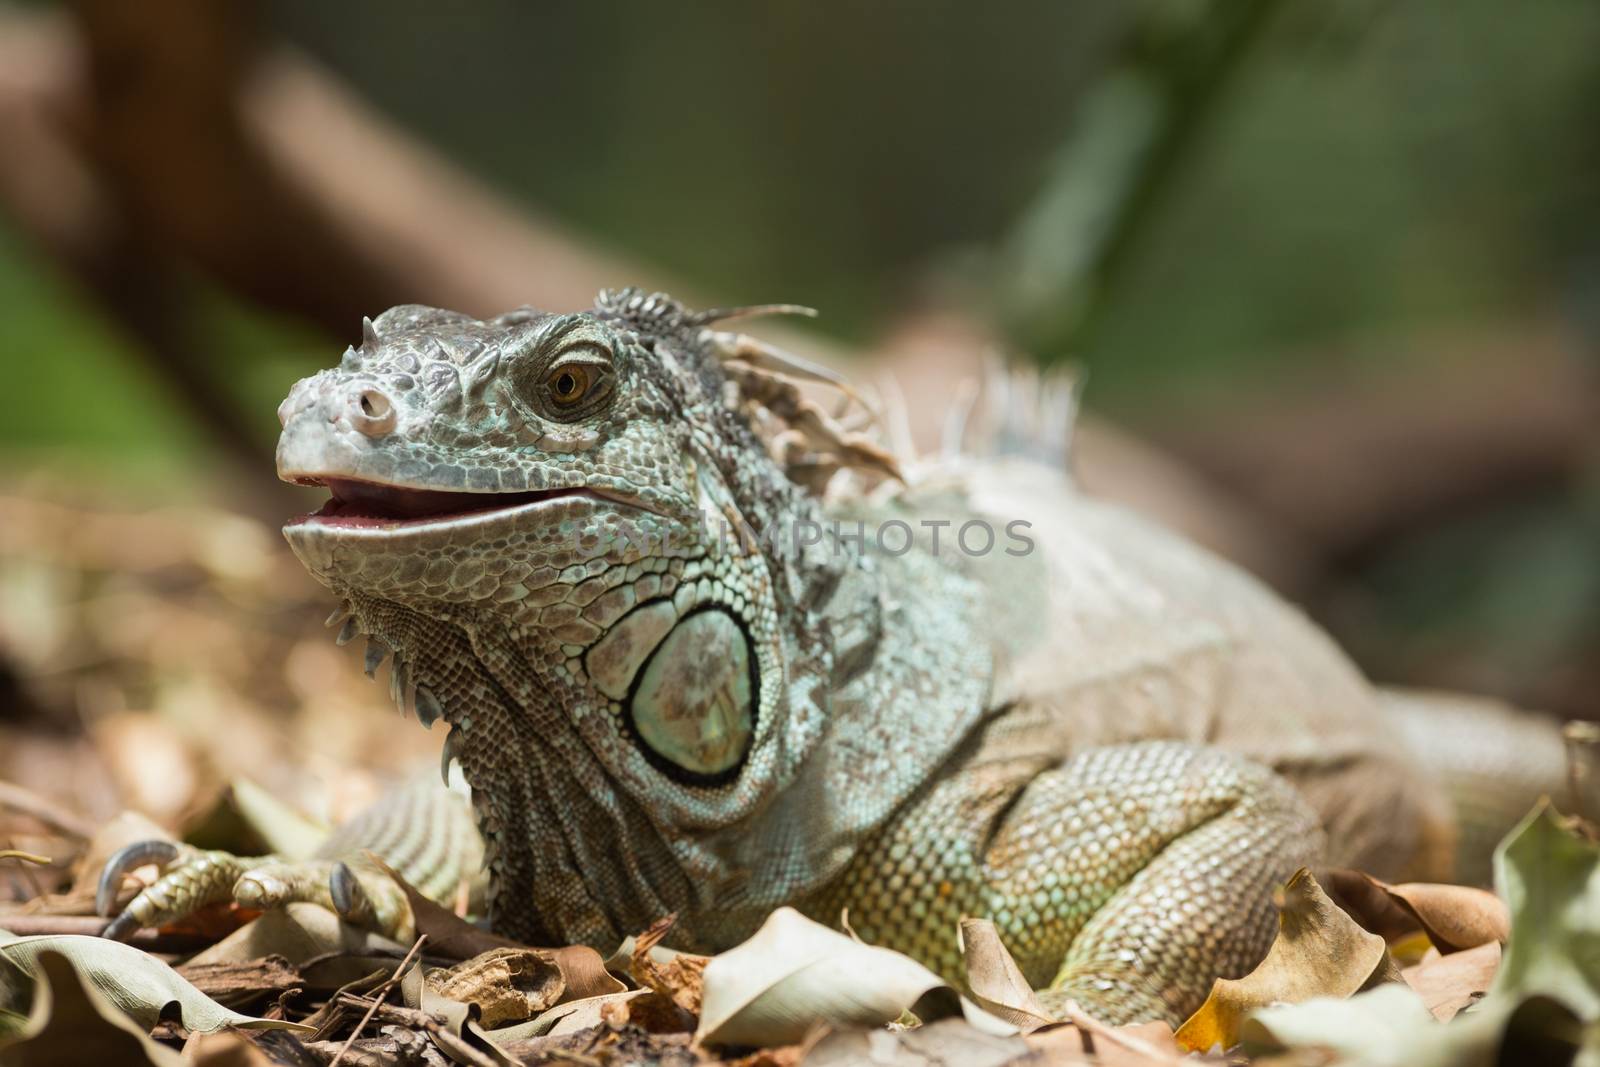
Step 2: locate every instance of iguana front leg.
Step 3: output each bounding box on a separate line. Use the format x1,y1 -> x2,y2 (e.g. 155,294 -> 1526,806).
97,780 -> 484,941
808,740 -> 1323,1025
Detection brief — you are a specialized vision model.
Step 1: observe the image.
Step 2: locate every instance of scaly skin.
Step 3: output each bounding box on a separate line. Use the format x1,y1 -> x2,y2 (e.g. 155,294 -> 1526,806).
101,290 -> 1560,1025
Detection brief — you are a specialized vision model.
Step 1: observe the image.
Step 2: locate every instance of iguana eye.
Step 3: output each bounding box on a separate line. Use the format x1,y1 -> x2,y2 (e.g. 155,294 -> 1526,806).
533,349 -> 614,419
547,364 -> 591,406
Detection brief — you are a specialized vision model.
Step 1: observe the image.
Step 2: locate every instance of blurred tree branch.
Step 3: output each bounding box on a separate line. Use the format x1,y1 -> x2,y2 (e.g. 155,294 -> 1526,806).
1000,0 -> 1283,354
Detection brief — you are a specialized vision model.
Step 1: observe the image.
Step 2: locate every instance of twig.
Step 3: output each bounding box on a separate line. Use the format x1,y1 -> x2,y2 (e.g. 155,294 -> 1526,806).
329,934 -> 427,1067
0,850 -> 52,865
0,781 -> 97,839
0,841 -> 48,900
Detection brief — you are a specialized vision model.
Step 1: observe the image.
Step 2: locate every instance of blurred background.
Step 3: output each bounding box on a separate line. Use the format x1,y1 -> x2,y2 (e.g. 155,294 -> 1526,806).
0,0 -> 1597,857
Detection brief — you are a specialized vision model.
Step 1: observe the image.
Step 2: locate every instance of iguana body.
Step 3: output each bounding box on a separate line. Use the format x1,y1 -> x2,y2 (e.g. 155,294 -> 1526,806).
101,291 -> 1562,1024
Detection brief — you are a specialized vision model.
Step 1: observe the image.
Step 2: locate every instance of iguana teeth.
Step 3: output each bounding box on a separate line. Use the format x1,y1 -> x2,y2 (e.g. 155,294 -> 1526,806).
363,639 -> 388,678
325,603 -> 352,628
414,686 -> 444,729
335,617 -> 360,646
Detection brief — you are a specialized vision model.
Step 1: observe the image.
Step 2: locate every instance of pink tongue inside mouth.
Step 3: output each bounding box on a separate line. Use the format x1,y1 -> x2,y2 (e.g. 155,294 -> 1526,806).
304,478 -> 578,526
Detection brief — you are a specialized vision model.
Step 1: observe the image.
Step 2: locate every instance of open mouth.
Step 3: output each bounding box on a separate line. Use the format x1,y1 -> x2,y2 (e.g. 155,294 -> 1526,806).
293,477 -> 591,529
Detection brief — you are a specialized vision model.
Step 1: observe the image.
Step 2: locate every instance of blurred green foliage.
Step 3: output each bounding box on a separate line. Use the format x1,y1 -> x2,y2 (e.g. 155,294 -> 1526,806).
0,0 -> 1597,708
3,0 -> 1597,457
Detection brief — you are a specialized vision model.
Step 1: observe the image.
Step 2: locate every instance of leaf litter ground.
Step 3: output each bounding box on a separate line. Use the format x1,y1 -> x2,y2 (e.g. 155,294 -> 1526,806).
1,491 -> 1595,1065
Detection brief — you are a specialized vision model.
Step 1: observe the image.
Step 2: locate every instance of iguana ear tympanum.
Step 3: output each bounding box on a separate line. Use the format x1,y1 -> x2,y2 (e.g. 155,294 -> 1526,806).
99,290 -> 1564,1024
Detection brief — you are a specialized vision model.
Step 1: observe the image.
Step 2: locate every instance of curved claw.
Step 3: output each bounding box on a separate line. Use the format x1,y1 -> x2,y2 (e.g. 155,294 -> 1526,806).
95,839 -> 183,917
101,909 -> 147,942
329,860 -> 371,923
97,848 -> 258,942
328,858 -> 414,941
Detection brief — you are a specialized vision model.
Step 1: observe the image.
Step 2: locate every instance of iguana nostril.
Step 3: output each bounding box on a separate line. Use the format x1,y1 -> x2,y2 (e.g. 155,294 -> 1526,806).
352,387 -> 396,435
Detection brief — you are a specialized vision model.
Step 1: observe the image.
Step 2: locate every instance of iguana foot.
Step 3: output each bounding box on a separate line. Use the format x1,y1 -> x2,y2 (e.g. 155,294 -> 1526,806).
96,841 -> 268,940
97,841 -> 414,941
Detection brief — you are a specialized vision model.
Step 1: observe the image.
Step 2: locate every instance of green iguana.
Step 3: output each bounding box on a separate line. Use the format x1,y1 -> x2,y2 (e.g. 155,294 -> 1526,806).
97,290 -> 1565,1025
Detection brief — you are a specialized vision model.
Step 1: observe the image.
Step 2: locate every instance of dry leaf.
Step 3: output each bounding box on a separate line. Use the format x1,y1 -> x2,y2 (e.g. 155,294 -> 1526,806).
959,917 -> 1054,1032
1380,882 -> 1508,953
1403,941 -> 1501,1020
630,914 -> 710,1017
1319,868 -> 1509,954
0,948 -> 182,1067
1024,1019 -> 1182,1066
696,907 -> 1008,1048
424,947 -> 564,1028
0,931 -> 310,1034
490,989 -> 652,1041
1174,867 -> 1402,1052
371,856 -> 624,1002
181,902 -> 403,967
804,1017 -> 1028,1067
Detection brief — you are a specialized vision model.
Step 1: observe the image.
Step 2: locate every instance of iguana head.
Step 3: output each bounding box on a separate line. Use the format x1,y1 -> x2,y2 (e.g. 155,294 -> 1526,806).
276,290 -> 986,944
277,292 -> 889,936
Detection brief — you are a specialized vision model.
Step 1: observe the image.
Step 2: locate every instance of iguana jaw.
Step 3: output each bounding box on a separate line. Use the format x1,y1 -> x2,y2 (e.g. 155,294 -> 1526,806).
288,476 -> 630,532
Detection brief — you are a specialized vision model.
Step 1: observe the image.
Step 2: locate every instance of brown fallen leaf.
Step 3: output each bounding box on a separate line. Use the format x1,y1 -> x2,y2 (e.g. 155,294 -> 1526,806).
1025,1018 -> 1182,1066
1381,881 -> 1509,954
805,1017 -> 1028,1067
1315,866 -> 1422,942
630,913 -> 710,1017
1317,867 -> 1508,954
959,917 -> 1054,1032
1174,867 -> 1403,1052
424,946 -> 564,1028
1402,940 -> 1502,1020
371,855 -> 624,1002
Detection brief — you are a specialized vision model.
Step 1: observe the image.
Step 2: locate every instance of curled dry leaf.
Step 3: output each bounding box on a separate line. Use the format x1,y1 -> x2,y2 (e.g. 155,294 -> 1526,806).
370,856 -> 624,1003
424,947 -> 564,1028
1402,941 -> 1501,1020
1381,881 -> 1509,953
630,914 -> 710,1017
490,989 -> 652,1041
958,917 -> 1053,1032
1319,867 -> 1510,954
0,948 -> 183,1067
1174,867 -> 1403,1052
0,931 -> 311,1034
696,907 -> 1008,1048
